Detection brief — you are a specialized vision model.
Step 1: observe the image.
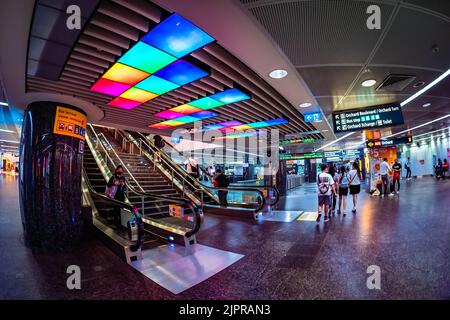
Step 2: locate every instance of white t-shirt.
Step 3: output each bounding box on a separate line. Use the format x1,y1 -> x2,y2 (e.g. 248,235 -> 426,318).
317,172 -> 335,196
379,161 -> 390,175
184,158 -> 198,173
348,169 -> 361,185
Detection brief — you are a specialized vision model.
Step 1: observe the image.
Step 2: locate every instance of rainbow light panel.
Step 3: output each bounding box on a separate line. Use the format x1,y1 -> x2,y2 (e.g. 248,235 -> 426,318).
203,118 -> 288,131
90,13 -> 214,110
150,88 -> 251,129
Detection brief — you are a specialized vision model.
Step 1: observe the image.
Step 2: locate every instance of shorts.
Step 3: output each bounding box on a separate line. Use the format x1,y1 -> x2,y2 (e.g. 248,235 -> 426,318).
339,186 -> 349,196
349,185 -> 360,195
318,195 -> 331,206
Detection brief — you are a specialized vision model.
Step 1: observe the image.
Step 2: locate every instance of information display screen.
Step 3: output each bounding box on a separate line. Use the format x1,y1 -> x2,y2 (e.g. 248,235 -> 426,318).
332,103 -> 404,133
280,152 -> 324,160
53,106 -> 86,140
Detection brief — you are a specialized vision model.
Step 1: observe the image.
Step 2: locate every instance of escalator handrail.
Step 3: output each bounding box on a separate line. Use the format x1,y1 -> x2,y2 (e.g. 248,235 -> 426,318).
125,183 -> 204,237
82,168 -> 144,252
137,131 -> 280,207
88,126 -> 203,237
120,130 -> 214,201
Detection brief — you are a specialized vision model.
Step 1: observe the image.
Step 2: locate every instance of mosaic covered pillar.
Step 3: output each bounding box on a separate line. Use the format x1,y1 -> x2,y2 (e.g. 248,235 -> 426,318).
19,101 -> 86,251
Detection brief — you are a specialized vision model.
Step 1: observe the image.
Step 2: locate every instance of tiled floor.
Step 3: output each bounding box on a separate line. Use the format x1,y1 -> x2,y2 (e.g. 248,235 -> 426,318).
1,174 -> 449,299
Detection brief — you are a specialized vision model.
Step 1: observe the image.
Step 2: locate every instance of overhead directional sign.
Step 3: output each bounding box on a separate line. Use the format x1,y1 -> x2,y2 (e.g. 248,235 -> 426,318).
366,136 -> 413,148
332,103 -> 404,133
304,111 -> 322,123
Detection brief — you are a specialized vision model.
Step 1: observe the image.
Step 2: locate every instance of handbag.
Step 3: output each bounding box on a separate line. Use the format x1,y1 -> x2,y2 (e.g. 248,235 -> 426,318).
105,184 -> 117,198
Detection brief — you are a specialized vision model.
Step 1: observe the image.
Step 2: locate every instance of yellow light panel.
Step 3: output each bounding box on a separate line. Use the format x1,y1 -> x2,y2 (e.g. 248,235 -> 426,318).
102,63 -> 150,86
171,104 -> 202,114
119,87 -> 158,103
231,125 -> 252,130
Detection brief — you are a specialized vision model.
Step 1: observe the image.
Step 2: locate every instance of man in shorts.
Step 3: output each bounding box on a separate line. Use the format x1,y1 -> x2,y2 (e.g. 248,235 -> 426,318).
316,163 -> 338,223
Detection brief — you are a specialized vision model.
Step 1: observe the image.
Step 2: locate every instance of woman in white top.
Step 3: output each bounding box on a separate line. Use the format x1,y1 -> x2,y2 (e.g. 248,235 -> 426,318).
348,162 -> 362,213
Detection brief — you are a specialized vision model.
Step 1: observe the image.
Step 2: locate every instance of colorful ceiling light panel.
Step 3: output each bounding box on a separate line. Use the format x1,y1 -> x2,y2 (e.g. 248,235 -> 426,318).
119,87 -> 158,103
102,63 -> 150,85
135,75 -> 179,95
203,124 -> 225,131
141,13 -> 215,58
210,88 -> 250,104
154,60 -> 208,86
171,104 -> 202,114
108,97 -> 143,110
154,110 -> 185,120
203,118 -> 288,132
118,42 -> 177,74
150,87 -> 251,129
91,12 -> 214,110
91,78 -> 130,96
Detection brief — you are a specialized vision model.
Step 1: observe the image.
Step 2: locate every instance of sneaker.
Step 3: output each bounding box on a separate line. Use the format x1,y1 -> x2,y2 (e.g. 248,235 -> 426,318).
388,193 -> 394,197
324,216 -> 330,222
352,208 -> 356,213
316,214 -> 321,223
343,212 -> 347,216
396,191 -> 400,194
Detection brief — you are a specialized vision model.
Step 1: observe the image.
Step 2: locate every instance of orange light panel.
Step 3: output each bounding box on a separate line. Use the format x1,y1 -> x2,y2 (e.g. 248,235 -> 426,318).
171,104 -> 202,114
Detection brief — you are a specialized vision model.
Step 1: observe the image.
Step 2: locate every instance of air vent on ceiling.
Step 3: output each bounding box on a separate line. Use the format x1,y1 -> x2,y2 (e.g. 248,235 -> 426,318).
376,74 -> 416,92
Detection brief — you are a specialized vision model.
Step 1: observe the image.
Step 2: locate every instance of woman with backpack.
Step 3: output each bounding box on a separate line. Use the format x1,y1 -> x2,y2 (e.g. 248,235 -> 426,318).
337,165 -> 349,216
348,162 -> 362,214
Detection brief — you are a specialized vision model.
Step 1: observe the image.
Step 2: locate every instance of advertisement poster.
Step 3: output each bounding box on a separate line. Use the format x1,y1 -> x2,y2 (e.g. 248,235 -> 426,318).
53,106 -> 86,140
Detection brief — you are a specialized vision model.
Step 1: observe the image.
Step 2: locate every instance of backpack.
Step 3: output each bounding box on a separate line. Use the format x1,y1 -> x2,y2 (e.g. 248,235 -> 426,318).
317,174 -> 330,195
339,174 -> 349,188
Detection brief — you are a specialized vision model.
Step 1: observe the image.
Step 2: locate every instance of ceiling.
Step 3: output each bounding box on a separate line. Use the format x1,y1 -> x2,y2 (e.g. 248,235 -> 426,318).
241,0 -> 450,151
25,0 -> 324,141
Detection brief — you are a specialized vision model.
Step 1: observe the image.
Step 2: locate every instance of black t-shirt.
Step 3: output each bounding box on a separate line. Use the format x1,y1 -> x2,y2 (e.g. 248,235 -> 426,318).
153,135 -> 165,148
392,163 -> 401,172
214,174 -> 229,188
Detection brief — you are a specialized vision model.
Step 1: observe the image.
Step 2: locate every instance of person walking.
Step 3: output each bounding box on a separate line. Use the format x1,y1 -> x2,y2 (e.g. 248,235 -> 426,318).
391,159 -> 402,194
379,158 -> 393,197
316,164 -> 337,223
328,163 -> 338,215
443,159 -> 449,180
337,165 -> 349,216
348,162 -> 362,213
106,165 -> 127,227
405,157 -> 412,180
213,169 -> 230,206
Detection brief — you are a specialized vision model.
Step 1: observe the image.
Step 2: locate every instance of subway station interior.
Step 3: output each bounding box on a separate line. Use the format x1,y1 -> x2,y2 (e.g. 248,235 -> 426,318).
0,0 -> 449,301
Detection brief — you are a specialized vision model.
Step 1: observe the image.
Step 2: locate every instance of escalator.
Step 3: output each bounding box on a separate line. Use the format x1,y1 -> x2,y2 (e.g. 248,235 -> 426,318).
84,125 -> 203,248
112,128 -> 280,220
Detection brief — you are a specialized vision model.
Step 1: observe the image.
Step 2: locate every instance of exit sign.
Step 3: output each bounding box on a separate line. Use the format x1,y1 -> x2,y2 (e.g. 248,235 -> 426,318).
304,111 -> 322,123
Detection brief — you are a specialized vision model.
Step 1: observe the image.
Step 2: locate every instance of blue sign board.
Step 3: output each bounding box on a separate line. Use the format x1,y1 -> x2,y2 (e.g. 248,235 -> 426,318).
304,111 -> 322,123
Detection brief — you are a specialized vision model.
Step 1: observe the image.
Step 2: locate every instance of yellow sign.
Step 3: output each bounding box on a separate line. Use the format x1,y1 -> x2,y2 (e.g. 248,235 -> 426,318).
169,204 -> 184,218
53,106 -> 86,140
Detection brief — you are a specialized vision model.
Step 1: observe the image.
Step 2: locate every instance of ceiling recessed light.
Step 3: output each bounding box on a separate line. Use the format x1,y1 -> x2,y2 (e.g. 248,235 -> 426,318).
299,102 -> 312,108
422,103 -> 431,108
269,69 -> 288,79
361,79 -> 377,87
413,81 -> 425,88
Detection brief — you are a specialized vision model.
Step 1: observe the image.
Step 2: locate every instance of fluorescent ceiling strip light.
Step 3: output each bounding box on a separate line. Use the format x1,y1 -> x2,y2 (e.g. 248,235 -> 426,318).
0,102 -> 8,106
412,126 -> 450,139
0,139 -> 20,143
382,114 -> 450,140
0,129 -> 15,133
314,132 -> 355,151
400,68 -> 450,107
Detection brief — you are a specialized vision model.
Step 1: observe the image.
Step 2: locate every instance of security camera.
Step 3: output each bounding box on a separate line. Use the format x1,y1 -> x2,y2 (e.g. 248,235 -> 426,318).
431,45 -> 439,53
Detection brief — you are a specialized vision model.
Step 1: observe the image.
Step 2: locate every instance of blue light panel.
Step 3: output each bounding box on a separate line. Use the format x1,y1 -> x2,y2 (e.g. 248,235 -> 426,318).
177,115 -> 202,123
154,60 -> 208,86
190,110 -> 219,120
135,75 -> 180,95
142,13 -> 215,58
265,118 -> 288,125
203,124 -> 225,131
210,88 -> 250,104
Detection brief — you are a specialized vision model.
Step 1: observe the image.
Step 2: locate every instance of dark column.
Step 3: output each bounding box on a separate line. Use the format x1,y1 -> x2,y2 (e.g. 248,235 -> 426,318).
275,160 -> 287,196
19,102 -> 86,251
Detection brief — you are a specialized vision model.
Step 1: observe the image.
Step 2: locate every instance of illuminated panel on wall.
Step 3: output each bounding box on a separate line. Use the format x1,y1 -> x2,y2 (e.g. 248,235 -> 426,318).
135,75 -> 179,95
91,78 -> 131,96
107,97 -> 143,110
142,13 -> 215,58
118,42 -> 177,74
119,87 -> 158,103
102,63 -> 150,86
210,88 -> 250,104
154,60 -> 208,86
